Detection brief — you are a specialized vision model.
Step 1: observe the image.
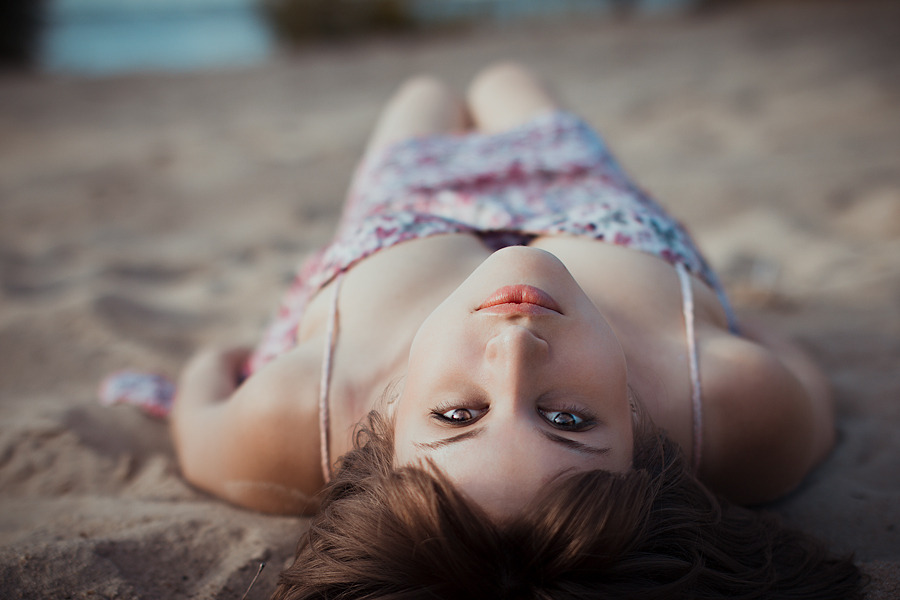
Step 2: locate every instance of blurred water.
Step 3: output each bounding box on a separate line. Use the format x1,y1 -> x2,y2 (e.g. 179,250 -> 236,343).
39,0 -> 698,76
40,0 -> 273,75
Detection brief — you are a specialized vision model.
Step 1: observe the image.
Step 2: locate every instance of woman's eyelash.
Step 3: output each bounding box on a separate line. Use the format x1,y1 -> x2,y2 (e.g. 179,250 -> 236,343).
430,401 -> 459,416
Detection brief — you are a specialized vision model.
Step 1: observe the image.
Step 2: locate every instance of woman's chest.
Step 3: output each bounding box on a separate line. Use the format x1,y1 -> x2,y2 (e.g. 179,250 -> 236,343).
298,234 -> 490,344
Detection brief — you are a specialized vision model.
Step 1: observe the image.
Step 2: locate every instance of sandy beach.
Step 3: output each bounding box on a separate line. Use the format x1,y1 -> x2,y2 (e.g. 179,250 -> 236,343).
1,1 -> 898,597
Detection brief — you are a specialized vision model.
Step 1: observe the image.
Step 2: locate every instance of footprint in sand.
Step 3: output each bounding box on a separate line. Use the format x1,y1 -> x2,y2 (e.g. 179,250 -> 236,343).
103,261 -> 199,284
92,293 -> 209,354
0,245 -> 80,298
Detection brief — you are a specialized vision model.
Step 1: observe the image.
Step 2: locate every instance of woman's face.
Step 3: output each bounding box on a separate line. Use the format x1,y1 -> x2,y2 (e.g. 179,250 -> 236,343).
392,246 -> 634,520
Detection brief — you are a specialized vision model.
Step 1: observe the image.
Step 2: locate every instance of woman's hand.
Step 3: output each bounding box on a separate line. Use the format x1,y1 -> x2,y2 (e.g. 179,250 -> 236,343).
176,345 -> 253,409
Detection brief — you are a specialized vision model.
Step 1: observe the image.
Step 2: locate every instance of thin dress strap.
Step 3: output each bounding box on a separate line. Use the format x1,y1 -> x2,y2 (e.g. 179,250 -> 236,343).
675,263 -> 703,474
318,274 -> 344,483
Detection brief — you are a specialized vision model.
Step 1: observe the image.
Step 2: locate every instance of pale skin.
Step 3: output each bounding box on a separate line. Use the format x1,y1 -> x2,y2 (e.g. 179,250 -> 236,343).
170,62 -> 836,516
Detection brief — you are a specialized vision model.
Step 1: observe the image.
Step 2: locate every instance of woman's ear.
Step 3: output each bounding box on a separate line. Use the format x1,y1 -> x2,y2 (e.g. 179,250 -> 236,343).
379,375 -> 405,419
627,384 -> 641,420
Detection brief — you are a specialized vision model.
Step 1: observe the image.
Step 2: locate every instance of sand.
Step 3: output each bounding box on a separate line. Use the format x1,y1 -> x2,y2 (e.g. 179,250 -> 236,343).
1,1 -> 898,597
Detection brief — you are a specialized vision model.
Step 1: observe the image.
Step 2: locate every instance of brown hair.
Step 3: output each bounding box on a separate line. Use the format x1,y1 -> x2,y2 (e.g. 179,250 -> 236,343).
272,411 -> 864,600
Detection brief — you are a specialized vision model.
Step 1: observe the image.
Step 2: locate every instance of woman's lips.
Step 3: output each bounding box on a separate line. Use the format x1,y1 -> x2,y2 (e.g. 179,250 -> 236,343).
476,285 -> 563,315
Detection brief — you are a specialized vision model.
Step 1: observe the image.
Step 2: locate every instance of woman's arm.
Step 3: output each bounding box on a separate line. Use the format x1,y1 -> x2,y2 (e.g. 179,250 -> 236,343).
699,324 -> 835,505
170,345 -> 324,514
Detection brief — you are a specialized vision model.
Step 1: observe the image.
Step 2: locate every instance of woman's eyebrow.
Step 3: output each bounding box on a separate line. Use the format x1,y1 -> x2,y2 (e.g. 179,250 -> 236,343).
541,430 -> 611,456
413,428 -> 609,456
414,429 -> 484,451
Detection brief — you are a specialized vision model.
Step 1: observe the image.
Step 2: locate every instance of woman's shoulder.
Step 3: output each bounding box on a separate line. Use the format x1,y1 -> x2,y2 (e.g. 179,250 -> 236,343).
697,330 -> 834,504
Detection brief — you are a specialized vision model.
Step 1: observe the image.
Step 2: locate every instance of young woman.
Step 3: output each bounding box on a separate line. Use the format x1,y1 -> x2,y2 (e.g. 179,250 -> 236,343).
167,62 -> 862,598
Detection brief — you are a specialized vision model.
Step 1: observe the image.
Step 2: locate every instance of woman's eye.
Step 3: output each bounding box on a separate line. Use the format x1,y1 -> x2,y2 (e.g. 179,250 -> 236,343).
542,410 -> 585,428
443,408 -> 473,422
434,406 -> 484,423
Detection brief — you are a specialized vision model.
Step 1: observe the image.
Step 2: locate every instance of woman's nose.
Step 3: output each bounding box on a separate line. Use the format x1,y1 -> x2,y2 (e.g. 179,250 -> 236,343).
485,325 -> 549,367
